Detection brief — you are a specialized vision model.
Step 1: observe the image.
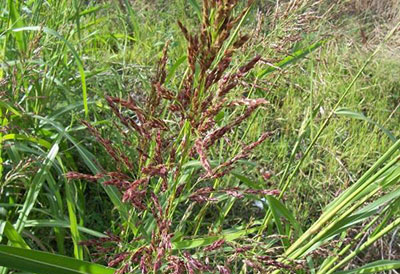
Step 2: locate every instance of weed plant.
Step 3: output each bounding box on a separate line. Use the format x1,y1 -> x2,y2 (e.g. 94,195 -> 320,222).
67,1 -> 289,272
0,0 -> 399,274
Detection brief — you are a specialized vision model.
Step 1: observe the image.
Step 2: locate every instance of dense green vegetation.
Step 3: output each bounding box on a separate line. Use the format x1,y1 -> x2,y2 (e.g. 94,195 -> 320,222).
0,0 -> 399,273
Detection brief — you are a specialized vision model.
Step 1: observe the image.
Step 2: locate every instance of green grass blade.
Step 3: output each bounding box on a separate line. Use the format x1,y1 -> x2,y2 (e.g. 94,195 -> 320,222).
15,140 -> 60,233
231,172 -> 261,189
327,218 -> 400,274
65,182 -> 83,259
187,0 -> 201,20
335,108 -> 397,142
47,101 -> 95,120
23,220 -> 106,238
122,0 -> 141,41
172,226 -> 258,250
0,221 -> 30,249
44,173 -> 66,255
257,40 -> 326,78
31,115 -> 136,234
58,158 -> 83,259
7,0 -> 26,53
0,245 -> 115,274
165,55 -> 187,84
266,196 -> 303,236
0,134 -> 52,149
11,26 -> 88,116
0,101 -> 22,117
334,260 -> 400,274
266,196 -> 290,248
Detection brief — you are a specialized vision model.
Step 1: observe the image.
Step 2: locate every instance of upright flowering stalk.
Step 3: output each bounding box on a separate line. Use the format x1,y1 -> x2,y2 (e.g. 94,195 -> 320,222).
67,1 -> 286,273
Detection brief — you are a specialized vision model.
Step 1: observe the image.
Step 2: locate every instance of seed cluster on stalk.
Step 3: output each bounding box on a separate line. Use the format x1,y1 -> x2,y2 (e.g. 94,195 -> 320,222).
65,1 -> 290,273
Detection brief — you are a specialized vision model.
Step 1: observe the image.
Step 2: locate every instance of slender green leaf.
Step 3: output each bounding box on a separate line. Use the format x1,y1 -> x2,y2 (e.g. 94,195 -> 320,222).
7,0 -> 26,52
334,260 -> 400,274
0,245 -> 115,274
165,55 -> 187,83
231,172 -> 261,189
257,40 -> 326,78
266,196 -> 303,236
31,115 -> 135,234
0,221 -> 30,249
335,108 -> 397,142
11,26 -> 88,116
122,0 -> 141,40
0,101 -> 22,117
173,226 -> 258,250
24,220 -> 106,238
15,141 -> 60,233
0,134 -> 52,149
266,196 -> 289,247
187,0 -> 201,19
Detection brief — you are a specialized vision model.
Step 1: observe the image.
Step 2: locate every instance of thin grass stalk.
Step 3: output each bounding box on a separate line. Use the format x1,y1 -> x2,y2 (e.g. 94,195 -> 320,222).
192,177 -> 221,236
284,149 -> 400,259
59,158 -> 84,260
326,217 -> 400,274
309,63 -> 315,140
15,141 -> 60,233
0,108 -> 4,180
0,26 -> 7,80
258,21 -> 400,237
72,0 -> 81,41
317,202 -> 392,273
292,183 -> 383,258
44,174 -> 66,256
215,106 -> 262,227
166,123 -> 193,220
369,197 -> 400,238
277,111 -> 311,190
